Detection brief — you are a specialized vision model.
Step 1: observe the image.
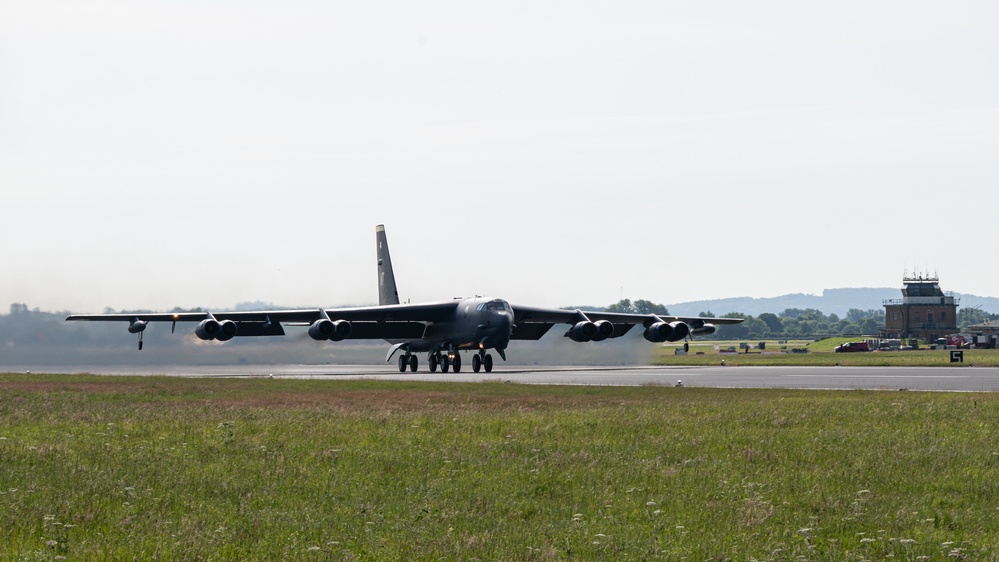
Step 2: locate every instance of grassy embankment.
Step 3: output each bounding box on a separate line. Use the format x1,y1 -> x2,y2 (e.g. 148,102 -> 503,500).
654,337 -> 999,367
2,374 -> 998,560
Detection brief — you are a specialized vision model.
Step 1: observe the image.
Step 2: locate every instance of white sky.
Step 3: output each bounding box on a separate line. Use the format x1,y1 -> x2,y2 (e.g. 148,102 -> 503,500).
2,1 -> 998,313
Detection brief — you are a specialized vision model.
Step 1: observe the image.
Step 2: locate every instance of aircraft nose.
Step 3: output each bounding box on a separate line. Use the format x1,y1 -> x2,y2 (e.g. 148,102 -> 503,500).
488,309 -> 513,338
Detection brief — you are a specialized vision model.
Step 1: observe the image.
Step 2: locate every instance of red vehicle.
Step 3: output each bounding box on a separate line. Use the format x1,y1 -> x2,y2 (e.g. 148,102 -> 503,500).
945,334 -> 972,349
835,341 -> 871,353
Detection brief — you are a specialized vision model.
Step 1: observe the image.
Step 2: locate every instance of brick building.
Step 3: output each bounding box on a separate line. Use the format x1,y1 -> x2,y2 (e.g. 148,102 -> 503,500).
882,273 -> 959,342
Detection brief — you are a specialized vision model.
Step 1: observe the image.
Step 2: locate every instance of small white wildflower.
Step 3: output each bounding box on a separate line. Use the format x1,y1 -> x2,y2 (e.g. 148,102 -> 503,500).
646,501 -> 656,506
798,528 -> 812,535
307,546 -> 321,551
46,540 -> 58,547
653,510 -> 663,515
860,538 -> 876,543
899,538 -> 917,545
594,533 -> 606,537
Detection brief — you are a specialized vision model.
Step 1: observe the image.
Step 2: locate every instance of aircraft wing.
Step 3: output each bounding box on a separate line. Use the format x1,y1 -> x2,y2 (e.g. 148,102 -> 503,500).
65,301 -> 461,340
511,305 -> 743,326
509,304 -> 743,341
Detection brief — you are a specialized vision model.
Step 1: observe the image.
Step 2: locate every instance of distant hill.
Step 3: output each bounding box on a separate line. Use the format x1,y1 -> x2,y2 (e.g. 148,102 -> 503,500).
666,288 -> 999,317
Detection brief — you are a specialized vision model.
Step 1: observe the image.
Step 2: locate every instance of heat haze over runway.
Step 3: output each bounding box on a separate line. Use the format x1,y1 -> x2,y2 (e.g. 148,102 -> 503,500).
13,365 -> 999,392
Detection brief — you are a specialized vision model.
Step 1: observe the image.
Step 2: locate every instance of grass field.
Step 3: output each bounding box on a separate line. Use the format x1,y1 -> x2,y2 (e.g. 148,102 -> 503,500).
654,338 -> 999,367
2,374 -> 998,560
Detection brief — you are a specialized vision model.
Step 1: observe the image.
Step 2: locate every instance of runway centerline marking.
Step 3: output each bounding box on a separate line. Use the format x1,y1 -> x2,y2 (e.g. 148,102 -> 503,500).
787,374 -> 967,379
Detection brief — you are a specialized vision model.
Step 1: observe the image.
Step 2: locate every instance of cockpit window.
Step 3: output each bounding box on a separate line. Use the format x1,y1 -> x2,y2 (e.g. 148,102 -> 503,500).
477,300 -> 511,312
486,300 -> 510,312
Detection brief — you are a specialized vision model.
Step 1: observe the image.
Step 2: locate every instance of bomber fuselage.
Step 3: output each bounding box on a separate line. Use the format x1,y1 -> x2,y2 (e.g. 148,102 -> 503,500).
393,297 -> 513,353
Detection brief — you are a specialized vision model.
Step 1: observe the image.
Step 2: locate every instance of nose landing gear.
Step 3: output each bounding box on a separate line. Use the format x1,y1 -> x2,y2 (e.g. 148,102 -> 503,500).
472,352 -> 493,373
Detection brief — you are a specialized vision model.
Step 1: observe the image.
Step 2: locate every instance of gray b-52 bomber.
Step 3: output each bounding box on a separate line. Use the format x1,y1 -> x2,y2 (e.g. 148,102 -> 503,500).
66,225 -> 743,373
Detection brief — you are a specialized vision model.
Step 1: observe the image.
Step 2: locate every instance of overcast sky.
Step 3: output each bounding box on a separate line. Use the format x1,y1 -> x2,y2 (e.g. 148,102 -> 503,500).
3,1 -> 997,314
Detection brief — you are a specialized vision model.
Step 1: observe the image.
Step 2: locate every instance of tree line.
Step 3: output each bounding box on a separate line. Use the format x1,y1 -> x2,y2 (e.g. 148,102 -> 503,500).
590,299 -> 999,340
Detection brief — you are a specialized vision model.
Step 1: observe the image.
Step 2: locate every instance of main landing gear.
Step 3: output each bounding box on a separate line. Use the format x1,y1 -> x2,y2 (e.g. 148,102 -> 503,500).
397,353 -> 418,373
398,350 -> 494,373
427,351 -> 465,373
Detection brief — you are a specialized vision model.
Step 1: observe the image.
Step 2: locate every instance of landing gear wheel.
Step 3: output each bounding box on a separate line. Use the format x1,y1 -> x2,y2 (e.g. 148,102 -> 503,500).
483,354 -> 493,373
429,354 -> 439,373
409,355 -> 418,372
452,353 -> 462,373
684,342 -> 689,352
440,355 -> 450,373
398,355 -> 407,372
472,354 -> 482,373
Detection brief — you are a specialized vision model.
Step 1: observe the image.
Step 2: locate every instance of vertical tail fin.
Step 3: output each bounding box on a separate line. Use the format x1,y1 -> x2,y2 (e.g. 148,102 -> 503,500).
376,225 -> 400,306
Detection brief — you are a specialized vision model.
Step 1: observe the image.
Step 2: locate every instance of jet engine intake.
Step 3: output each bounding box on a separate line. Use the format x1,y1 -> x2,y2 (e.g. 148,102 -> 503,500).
195,319 -> 221,341
591,320 -> 615,342
329,320 -> 352,341
309,319 -> 335,340
666,321 -> 690,342
309,319 -> 352,341
567,321 -> 598,342
643,321 -> 673,343
216,320 -> 238,341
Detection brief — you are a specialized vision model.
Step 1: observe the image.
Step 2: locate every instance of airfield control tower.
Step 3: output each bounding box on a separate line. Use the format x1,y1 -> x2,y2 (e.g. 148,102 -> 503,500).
882,272 -> 959,342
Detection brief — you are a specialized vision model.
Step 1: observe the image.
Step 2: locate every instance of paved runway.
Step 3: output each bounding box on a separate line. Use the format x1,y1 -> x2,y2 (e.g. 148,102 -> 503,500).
18,364 -> 999,392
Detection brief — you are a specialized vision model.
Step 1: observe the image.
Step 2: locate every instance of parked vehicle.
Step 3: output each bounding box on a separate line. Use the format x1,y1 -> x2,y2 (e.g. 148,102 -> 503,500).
835,341 -> 871,353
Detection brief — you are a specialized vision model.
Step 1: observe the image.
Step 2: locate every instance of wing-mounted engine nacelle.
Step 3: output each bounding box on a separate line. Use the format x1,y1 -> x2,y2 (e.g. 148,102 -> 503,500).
216,320 -> 237,341
308,319 -> 352,341
590,320 -> 615,342
643,321 -> 691,343
196,318 -> 238,341
643,321 -> 673,343
667,321 -> 690,341
196,319 -> 220,340
127,320 -> 148,334
566,321 -> 598,342
690,323 -> 716,336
